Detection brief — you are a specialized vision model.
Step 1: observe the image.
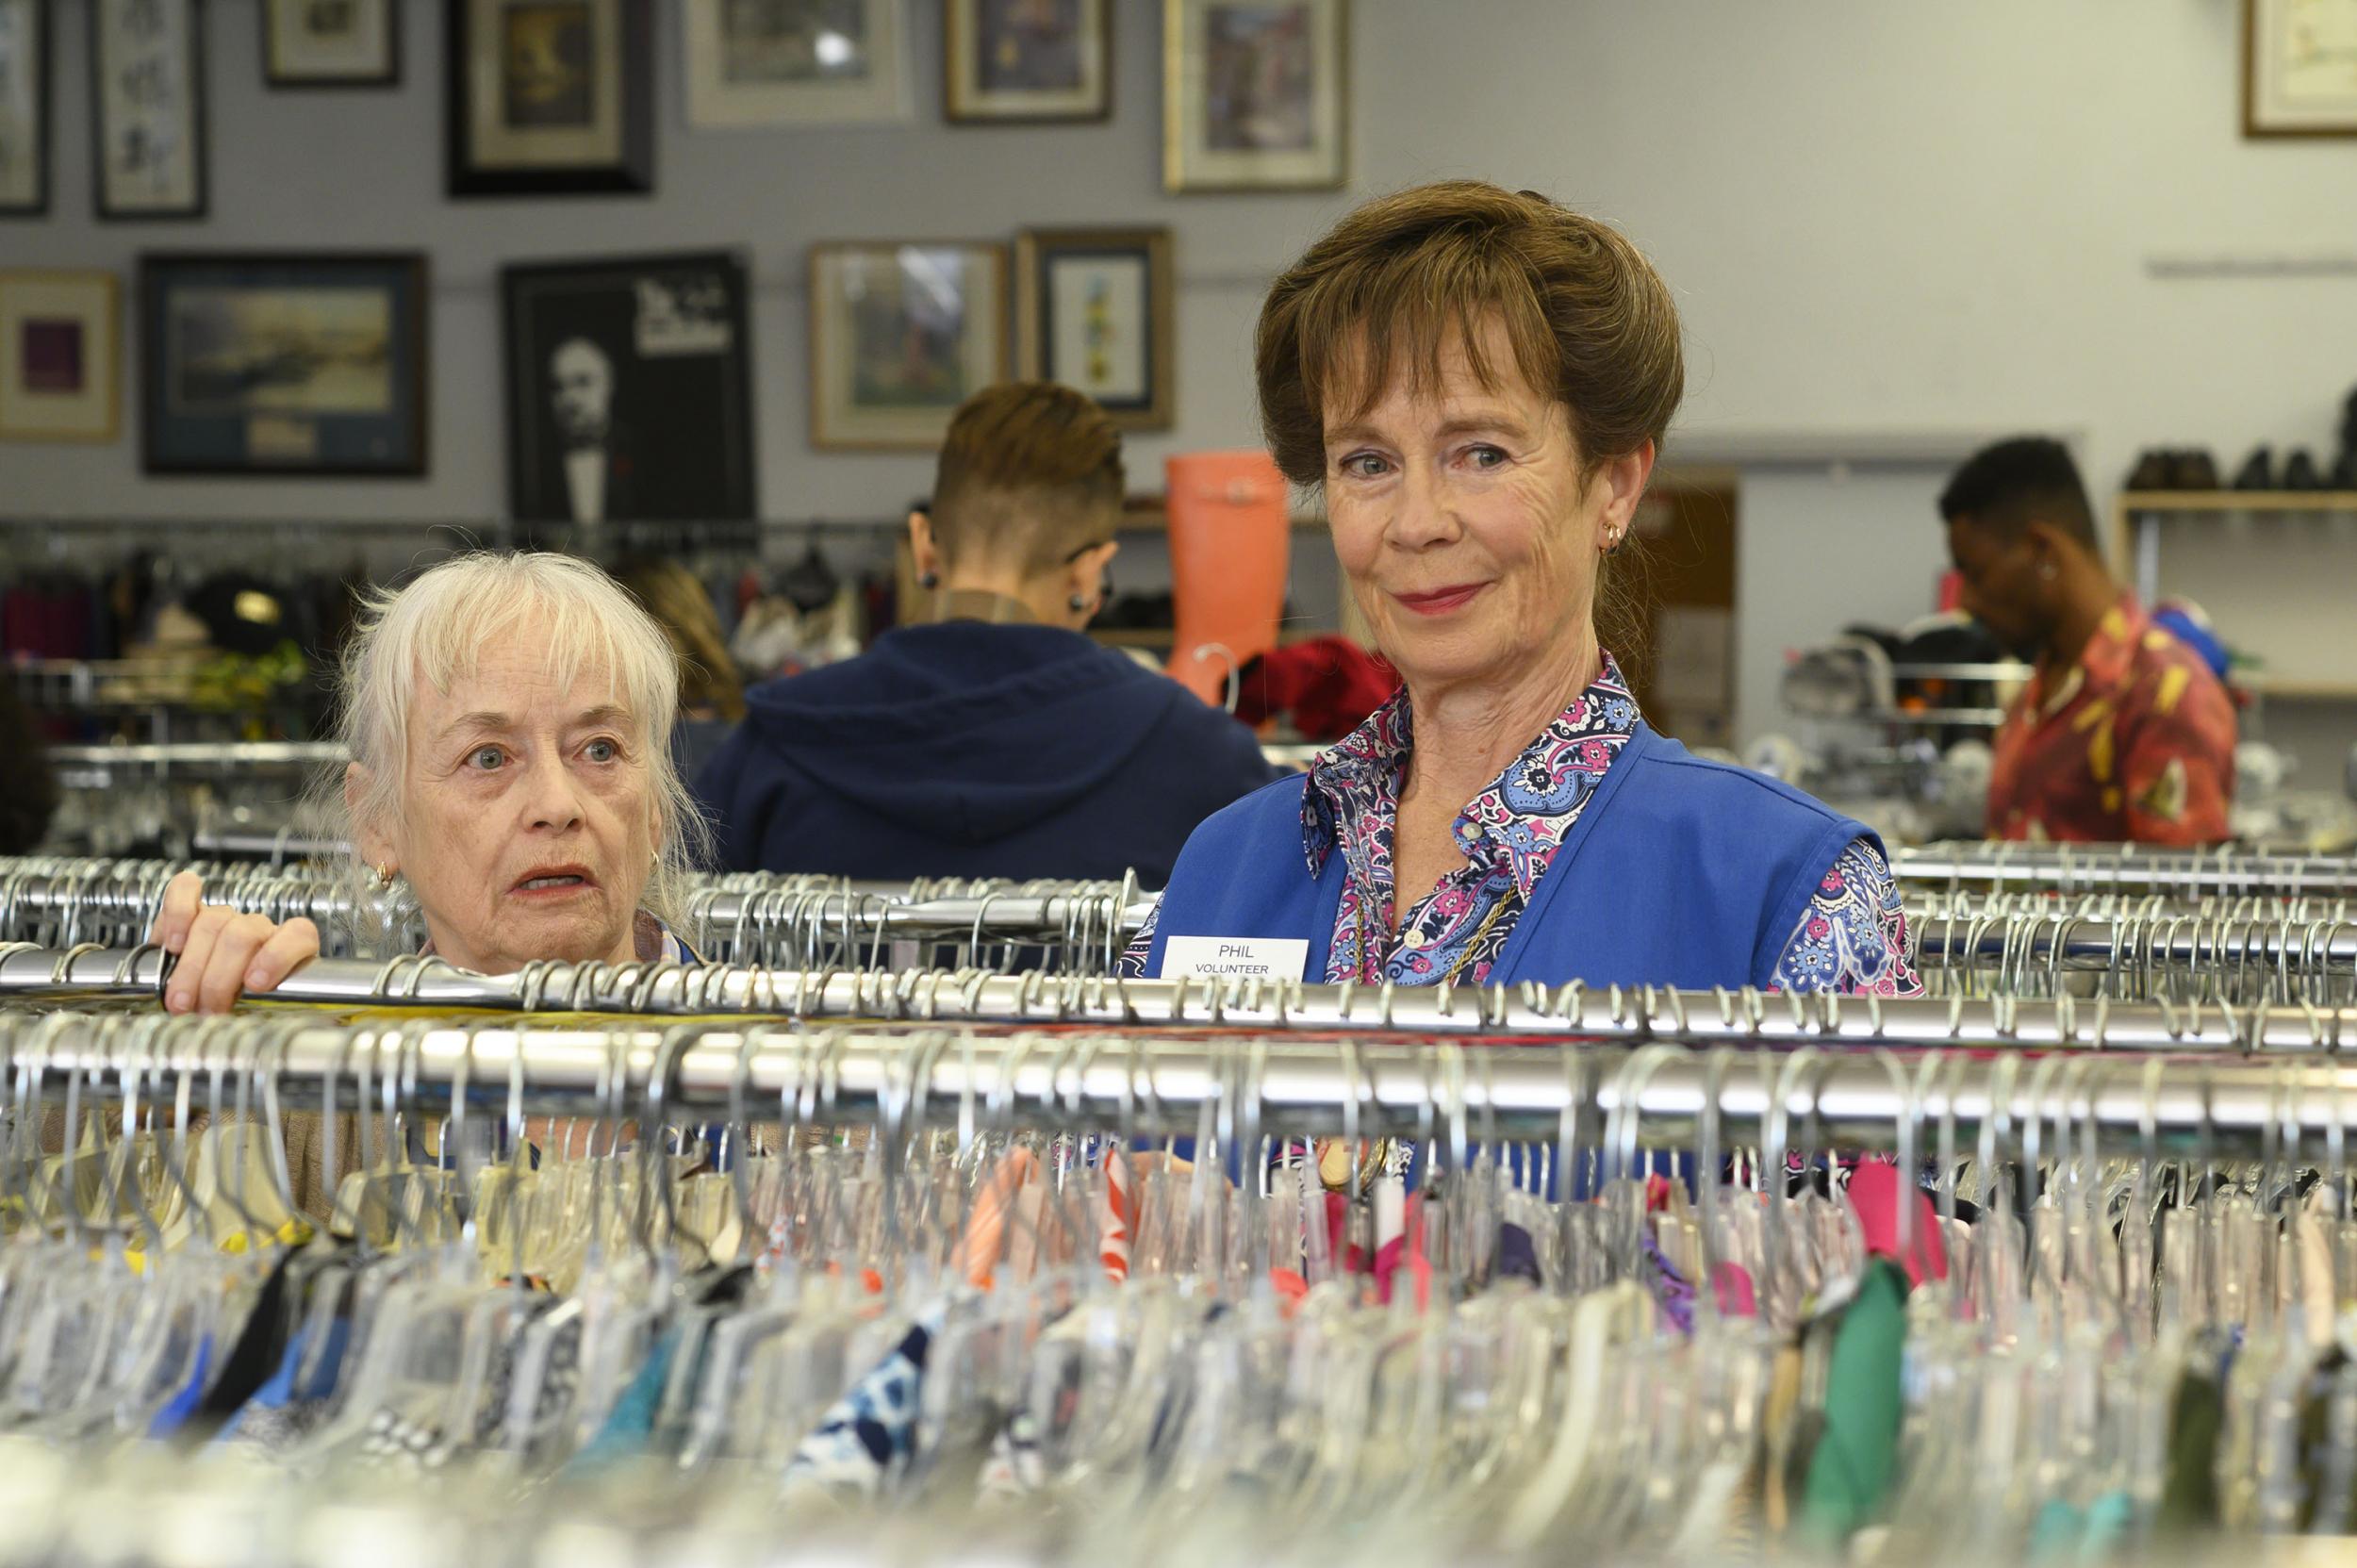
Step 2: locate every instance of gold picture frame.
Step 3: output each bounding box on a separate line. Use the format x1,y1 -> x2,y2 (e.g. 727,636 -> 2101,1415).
1162,0 -> 1345,191
0,270 -> 120,443
2245,0 -> 2357,137
945,0 -> 1110,123
808,239 -> 1008,451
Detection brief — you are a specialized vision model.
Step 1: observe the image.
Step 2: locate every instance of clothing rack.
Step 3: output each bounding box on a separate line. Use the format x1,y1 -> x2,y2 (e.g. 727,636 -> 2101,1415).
0,1001 -> 2350,1154
1893,841 -> 2357,896
7,944 -> 2356,1056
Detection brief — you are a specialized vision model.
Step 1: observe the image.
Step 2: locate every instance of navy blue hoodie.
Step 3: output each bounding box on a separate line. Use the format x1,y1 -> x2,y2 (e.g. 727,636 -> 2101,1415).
692,622 -> 1280,886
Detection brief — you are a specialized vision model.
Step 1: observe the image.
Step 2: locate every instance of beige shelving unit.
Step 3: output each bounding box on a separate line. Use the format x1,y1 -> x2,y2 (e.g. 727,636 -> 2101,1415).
2113,492 -> 2357,701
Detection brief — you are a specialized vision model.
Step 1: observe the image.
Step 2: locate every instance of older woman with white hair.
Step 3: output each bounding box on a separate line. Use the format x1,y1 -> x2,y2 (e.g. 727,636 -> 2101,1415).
152,552 -> 707,1013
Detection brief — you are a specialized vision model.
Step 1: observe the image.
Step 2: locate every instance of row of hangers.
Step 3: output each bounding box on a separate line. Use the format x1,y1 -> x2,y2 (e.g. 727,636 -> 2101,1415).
0,1006 -> 2355,1558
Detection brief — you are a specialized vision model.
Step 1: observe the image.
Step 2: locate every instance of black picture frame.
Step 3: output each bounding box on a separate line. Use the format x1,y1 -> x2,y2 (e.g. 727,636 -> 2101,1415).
502,249 -> 756,531
263,0 -> 402,88
446,0 -> 653,196
140,251 -> 430,477
1014,226 -> 1173,431
91,0 -> 208,221
0,0 -> 51,218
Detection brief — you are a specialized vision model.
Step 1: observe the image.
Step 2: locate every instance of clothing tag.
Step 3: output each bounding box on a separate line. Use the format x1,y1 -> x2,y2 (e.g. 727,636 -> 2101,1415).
1161,936 -> 1310,982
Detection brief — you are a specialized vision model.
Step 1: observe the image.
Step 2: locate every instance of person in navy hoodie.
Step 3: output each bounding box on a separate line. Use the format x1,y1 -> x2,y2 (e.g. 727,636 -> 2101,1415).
1127,182 -> 1922,996
694,382 -> 1277,885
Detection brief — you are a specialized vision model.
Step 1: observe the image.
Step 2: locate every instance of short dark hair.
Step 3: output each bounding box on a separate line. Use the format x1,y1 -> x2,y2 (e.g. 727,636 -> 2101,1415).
1938,437 -> 2098,551
931,382 -> 1125,574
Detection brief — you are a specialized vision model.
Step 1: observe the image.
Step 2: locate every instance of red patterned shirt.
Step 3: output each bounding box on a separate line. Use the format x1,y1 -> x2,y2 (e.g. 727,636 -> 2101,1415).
1987,597 -> 2235,846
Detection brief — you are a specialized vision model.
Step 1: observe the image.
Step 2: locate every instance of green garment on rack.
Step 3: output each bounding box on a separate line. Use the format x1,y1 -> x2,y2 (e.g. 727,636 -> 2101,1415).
1799,1258 -> 1909,1546
2157,1368 -> 2224,1531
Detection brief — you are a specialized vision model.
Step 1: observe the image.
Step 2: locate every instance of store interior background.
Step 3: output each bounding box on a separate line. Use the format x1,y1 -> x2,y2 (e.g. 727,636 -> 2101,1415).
12,0 -> 2355,780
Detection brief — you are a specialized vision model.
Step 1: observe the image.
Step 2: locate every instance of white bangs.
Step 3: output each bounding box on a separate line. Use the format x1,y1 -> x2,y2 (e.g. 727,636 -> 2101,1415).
325,552 -> 706,933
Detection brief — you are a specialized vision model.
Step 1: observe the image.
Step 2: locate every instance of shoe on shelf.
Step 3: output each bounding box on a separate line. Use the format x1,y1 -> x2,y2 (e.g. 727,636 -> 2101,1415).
2231,446 -> 2275,490
2126,450 -> 2174,491
2175,449 -> 2220,489
2283,448 -> 2322,489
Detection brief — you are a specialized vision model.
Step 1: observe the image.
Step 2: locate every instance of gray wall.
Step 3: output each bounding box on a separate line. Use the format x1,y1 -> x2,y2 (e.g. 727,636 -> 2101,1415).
10,0 -> 2356,752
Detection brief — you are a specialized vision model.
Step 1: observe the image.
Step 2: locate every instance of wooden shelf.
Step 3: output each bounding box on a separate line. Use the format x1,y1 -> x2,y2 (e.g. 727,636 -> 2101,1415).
2242,675 -> 2357,701
1092,628 -> 1335,651
1116,495 -> 1327,533
2120,491 -> 2357,512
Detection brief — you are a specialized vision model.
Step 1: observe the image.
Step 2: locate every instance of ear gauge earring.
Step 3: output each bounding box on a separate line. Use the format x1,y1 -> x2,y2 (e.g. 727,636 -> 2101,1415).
2039,563 -> 2059,582
919,571 -> 941,590
1068,592 -> 1091,612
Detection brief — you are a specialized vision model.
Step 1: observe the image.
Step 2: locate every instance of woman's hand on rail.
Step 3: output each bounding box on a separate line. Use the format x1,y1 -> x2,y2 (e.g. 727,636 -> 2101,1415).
150,869 -> 321,1015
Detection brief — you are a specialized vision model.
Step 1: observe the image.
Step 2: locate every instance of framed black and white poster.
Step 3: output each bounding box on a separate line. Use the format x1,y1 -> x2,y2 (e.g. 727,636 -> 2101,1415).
684,0 -> 905,126
0,0 -> 49,217
265,0 -> 400,86
1015,227 -> 1171,430
945,0 -> 1108,124
808,240 -> 1005,451
140,253 -> 428,475
1162,0 -> 1345,191
503,251 -> 756,528
92,0 -> 207,219
447,0 -> 651,194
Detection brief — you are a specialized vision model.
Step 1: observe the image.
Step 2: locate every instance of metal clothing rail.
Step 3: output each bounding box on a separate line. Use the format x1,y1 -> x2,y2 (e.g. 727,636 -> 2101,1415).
1893,842 -> 2357,897
3,1008 -> 2355,1156
6,944 -> 2357,1055
1911,911 -> 2357,1005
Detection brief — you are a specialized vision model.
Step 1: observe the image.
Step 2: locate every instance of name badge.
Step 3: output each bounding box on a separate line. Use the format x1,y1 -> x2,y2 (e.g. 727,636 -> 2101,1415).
1162,936 -> 1310,982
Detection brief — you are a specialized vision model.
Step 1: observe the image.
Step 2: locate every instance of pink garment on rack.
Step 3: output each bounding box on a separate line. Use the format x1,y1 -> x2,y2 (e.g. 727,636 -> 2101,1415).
1845,1159 -> 1949,1286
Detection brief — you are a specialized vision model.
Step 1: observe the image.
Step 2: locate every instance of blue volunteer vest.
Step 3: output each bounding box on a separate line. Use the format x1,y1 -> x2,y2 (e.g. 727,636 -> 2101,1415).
1145,725 -> 1879,991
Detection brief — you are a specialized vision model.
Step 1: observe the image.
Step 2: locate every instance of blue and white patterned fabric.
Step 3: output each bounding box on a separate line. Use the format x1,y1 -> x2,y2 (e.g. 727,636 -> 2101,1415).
783,1304 -> 944,1502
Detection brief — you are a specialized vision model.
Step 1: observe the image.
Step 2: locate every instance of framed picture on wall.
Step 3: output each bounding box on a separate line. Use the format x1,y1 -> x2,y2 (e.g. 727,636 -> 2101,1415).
502,251 -> 757,529
0,271 -> 118,441
1014,227 -> 1172,430
684,0 -> 906,127
808,239 -> 1006,450
139,252 -> 429,476
2245,0 -> 2357,136
91,0 -> 207,219
265,0 -> 400,87
447,0 -> 651,194
0,0 -> 50,217
945,0 -> 1109,123
1162,0 -> 1345,190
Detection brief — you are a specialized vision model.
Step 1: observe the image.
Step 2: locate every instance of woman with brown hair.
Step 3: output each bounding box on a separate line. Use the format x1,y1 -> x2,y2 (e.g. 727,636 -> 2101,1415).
614,555 -> 747,783
1131,181 -> 1920,995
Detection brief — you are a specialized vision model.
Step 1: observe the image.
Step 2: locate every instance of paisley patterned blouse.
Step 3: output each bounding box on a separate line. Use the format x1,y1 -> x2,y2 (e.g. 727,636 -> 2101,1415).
1123,655 -> 1920,996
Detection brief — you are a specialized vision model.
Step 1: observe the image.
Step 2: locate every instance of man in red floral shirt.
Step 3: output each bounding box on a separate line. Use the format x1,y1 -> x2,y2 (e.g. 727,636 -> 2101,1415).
1940,437 -> 2235,845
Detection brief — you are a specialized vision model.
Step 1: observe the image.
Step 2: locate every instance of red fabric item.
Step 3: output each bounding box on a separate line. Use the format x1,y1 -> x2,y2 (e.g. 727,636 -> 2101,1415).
1844,1159 -> 1949,1287
1233,636 -> 1399,742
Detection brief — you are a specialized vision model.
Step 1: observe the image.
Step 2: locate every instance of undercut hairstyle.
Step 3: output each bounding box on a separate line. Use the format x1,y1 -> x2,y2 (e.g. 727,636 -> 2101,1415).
1938,437 -> 2100,552
1253,179 -> 1686,676
930,382 -> 1126,575
310,551 -> 707,944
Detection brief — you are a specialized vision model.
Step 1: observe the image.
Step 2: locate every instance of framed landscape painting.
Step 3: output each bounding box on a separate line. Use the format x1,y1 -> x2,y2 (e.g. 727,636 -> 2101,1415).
140,252 -> 428,475
808,239 -> 1005,450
